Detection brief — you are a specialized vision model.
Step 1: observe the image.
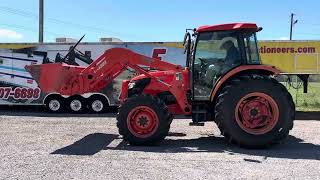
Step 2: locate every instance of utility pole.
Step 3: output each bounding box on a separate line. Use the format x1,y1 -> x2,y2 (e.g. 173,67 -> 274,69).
289,13 -> 299,105
290,13 -> 298,40
39,0 -> 44,43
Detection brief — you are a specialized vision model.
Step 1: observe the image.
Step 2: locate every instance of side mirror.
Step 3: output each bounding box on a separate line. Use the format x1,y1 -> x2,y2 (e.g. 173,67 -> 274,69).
183,32 -> 190,46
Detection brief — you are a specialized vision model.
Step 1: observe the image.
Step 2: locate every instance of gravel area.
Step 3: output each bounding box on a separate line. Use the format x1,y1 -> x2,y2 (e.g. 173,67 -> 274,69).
0,109 -> 319,180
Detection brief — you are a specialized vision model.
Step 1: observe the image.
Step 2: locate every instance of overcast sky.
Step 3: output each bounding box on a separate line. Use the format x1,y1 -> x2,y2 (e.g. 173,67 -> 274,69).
0,0 -> 319,42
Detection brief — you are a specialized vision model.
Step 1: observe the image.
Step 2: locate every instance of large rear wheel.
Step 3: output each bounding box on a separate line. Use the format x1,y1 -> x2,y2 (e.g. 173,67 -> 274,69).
215,75 -> 295,148
117,94 -> 171,145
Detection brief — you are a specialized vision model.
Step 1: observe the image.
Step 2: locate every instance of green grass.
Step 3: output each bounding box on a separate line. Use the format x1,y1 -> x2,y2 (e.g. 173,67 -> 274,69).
286,82 -> 320,111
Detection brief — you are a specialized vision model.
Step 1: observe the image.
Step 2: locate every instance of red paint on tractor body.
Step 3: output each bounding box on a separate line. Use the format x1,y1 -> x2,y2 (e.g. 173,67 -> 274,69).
235,92 -> 280,135
210,65 -> 280,102
24,23 -> 279,118
197,23 -> 258,32
120,80 -> 130,104
127,106 -> 159,138
128,68 -> 191,114
26,48 -> 191,115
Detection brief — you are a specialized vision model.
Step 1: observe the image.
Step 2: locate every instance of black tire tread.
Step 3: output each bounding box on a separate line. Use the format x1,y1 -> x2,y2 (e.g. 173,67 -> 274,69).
44,95 -> 65,113
116,94 -> 172,145
215,74 -> 295,148
88,95 -> 109,113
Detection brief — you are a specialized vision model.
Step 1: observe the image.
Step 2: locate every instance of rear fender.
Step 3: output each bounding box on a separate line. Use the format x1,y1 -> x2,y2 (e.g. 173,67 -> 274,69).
210,65 -> 280,102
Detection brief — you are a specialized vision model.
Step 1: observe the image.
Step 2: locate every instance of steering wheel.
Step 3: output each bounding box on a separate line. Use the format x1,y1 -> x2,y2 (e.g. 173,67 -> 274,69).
196,57 -> 210,80
198,58 -> 208,67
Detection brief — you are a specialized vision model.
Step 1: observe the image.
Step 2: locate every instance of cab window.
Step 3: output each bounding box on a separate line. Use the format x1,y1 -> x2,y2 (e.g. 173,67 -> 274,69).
244,32 -> 260,64
193,31 -> 242,100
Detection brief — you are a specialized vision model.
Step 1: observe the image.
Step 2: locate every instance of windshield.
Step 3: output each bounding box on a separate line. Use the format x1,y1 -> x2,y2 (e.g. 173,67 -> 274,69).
195,31 -> 240,62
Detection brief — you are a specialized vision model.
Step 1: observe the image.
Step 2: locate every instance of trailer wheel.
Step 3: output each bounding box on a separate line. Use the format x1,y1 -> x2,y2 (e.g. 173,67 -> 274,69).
68,96 -> 85,113
45,95 -> 65,113
215,74 -> 295,148
117,94 -> 171,145
88,95 -> 109,113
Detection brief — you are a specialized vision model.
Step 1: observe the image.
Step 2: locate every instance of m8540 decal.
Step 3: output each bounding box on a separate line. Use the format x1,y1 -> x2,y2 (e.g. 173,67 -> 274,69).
0,87 -> 41,100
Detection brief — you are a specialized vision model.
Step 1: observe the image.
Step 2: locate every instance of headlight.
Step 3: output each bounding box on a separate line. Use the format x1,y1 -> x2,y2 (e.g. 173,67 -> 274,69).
128,82 -> 136,89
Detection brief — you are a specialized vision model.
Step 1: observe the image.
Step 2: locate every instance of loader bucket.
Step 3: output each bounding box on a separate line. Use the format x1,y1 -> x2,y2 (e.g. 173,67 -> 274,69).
25,63 -> 85,93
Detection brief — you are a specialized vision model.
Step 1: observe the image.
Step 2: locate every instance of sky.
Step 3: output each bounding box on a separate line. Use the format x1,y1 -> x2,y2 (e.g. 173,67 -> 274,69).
0,0 -> 320,42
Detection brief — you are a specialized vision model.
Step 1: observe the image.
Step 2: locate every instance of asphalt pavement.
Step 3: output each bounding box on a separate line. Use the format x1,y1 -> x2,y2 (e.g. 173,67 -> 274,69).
0,107 -> 319,180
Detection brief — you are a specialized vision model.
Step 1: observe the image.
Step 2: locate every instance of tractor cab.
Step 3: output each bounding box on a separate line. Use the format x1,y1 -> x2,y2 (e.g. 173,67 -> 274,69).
184,23 -> 262,101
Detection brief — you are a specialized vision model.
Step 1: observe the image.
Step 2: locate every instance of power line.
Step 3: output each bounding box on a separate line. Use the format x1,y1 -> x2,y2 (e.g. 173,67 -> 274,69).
287,21 -> 320,37
0,23 -> 64,37
0,5 -> 147,39
296,33 -> 320,36
0,6 -> 38,18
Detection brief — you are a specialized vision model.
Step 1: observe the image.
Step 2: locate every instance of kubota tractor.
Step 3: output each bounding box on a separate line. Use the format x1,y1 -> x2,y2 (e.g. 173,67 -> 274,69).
26,23 -> 295,148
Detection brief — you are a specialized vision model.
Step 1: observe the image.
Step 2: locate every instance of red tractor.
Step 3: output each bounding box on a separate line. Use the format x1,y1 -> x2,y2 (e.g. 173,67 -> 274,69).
26,23 -> 295,148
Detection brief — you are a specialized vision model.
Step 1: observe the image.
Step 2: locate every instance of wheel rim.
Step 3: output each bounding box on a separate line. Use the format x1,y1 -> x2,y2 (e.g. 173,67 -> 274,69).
127,106 -> 159,138
91,100 -> 104,112
70,99 -> 82,112
49,99 -> 60,111
235,92 -> 279,135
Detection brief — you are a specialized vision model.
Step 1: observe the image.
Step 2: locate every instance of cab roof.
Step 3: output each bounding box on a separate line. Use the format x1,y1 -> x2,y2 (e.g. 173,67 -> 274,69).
197,23 -> 258,32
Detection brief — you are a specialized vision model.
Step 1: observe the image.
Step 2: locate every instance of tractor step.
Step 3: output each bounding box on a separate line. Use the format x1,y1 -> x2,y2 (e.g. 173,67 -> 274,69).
192,110 -> 207,113
191,103 -> 209,125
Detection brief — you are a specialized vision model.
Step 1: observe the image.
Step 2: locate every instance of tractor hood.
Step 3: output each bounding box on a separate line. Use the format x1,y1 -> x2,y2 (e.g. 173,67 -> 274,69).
127,69 -> 190,96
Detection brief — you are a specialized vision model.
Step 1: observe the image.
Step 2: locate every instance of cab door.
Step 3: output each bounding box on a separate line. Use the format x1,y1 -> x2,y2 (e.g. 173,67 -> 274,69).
192,31 -> 242,101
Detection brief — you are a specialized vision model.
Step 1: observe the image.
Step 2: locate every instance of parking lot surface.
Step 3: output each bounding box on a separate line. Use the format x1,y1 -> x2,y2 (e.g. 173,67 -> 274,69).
0,108 -> 319,179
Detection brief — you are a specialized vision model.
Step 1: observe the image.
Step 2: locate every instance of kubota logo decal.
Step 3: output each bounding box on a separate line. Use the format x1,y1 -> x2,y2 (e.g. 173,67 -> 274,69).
94,60 -> 107,74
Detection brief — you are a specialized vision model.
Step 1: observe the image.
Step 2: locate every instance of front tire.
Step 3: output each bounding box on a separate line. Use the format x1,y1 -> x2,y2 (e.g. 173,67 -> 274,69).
117,94 -> 171,145
215,75 -> 295,148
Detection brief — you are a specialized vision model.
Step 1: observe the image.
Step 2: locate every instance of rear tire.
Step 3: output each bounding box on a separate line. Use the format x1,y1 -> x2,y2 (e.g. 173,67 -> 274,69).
117,94 -> 171,145
215,74 -> 295,148
45,95 -> 65,113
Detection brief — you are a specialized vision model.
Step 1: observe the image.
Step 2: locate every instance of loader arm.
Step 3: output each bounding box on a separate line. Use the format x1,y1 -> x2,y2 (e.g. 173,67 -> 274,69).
26,48 -> 183,96
59,48 -> 183,95
25,47 -> 191,115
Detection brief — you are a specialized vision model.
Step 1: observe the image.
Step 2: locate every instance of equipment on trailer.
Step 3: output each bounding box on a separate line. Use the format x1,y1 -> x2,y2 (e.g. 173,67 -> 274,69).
51,35 -> 94,65
26,23 -> 295,148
